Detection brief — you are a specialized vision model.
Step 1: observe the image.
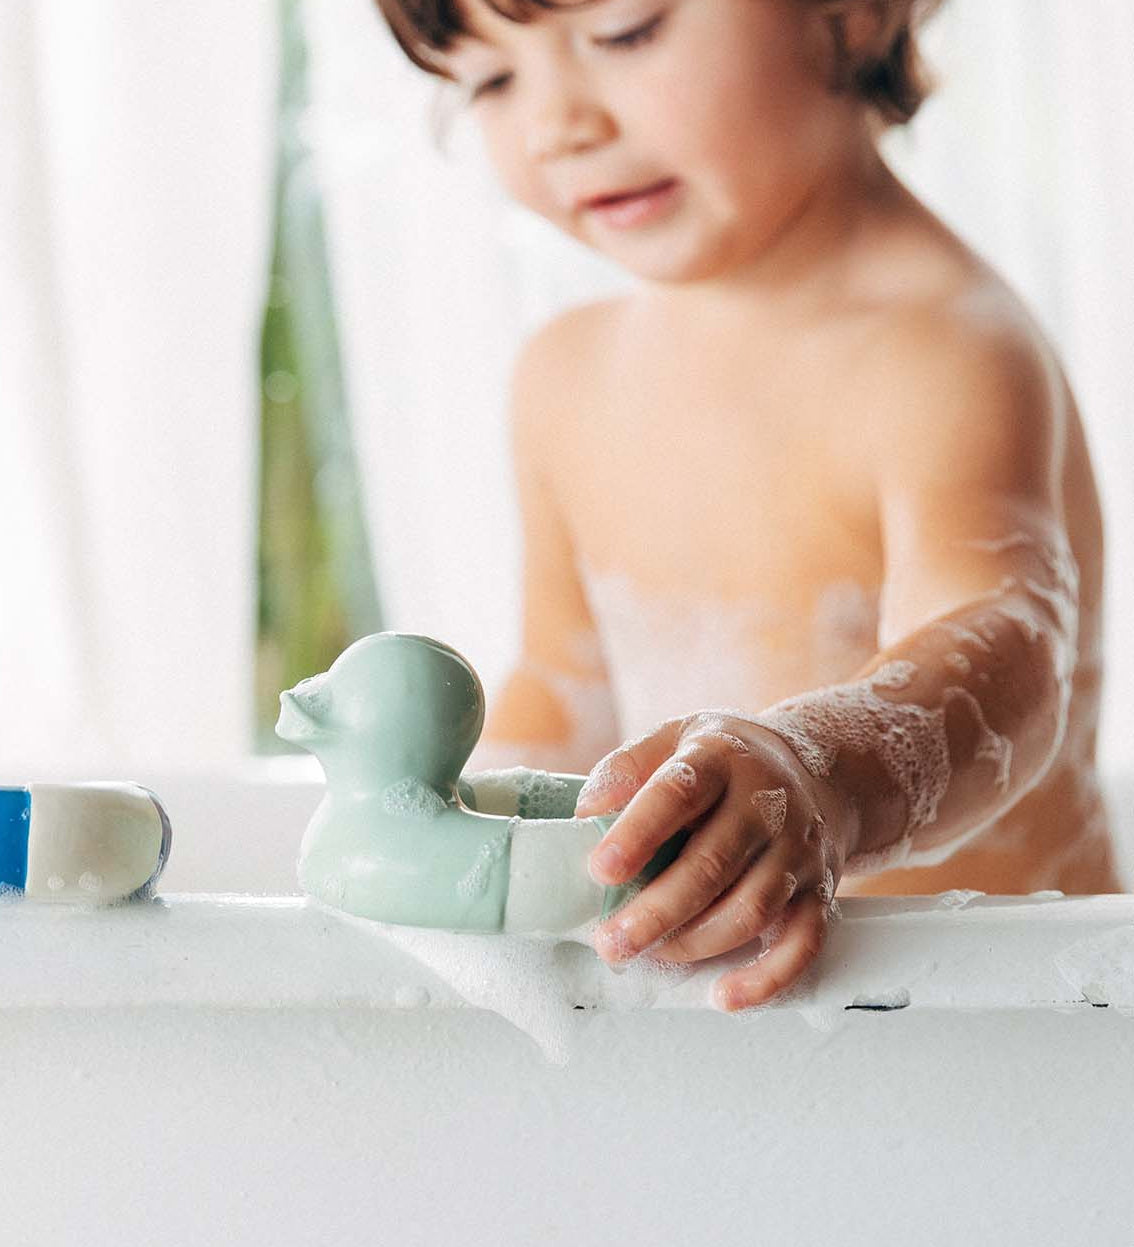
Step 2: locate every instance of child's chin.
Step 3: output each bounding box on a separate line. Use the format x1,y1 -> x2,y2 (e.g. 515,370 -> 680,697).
589,235 -> 728,286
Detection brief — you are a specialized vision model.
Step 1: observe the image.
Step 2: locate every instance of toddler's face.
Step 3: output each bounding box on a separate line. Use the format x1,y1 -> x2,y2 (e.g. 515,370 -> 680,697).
441,0 -> 867,284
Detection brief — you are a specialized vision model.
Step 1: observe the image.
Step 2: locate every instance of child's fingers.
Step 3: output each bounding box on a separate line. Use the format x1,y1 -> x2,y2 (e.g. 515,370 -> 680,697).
712,892 -> 831,1012
647,833 -> 804,964
586,737 -> 730,885
591,810 -> 759,963
573,719 -> 684,819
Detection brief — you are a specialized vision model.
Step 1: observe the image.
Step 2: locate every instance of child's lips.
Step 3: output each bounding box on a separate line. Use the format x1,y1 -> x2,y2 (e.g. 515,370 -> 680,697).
579,179 -> 682,229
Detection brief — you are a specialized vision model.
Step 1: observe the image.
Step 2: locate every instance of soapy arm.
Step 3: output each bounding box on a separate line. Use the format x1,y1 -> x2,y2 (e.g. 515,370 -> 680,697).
761,531 -> 1076,875
759,317 -> 1077,871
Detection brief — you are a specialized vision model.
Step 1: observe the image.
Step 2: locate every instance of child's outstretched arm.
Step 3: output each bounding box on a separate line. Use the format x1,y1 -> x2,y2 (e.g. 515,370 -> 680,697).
467,313 -> 621,777
575,305 -> 1080,1008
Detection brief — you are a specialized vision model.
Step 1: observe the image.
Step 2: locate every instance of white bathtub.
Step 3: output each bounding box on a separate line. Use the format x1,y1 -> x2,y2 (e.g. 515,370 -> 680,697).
3,766 -> 1133,1246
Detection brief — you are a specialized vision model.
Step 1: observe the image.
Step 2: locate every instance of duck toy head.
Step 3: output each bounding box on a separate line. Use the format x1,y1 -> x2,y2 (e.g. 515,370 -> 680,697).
278,631 -> 671,934
277,632 -> 485,796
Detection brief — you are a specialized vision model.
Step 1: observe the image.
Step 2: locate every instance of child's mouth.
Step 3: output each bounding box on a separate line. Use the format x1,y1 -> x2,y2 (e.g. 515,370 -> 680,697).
585,179 -> 681,229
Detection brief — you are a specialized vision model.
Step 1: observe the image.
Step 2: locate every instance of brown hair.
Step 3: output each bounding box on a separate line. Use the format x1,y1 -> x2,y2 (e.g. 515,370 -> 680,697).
376,0 -> 944,127
812,0 -> 944,125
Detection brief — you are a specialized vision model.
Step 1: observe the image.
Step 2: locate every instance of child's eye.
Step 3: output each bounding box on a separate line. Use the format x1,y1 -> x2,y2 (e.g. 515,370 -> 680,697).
467,9 -> 665,103
470,72 -> 513,102
594,11 -> 666,50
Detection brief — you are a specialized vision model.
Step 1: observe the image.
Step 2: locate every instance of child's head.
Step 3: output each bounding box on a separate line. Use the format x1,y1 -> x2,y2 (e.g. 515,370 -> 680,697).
376,1 -> 943,283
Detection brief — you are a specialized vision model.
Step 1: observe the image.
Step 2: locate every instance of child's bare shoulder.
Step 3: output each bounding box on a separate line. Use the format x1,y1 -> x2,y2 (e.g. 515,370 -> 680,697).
850,275 -> 1068,483
515,296 -> 627,385
508,296 -> 629,456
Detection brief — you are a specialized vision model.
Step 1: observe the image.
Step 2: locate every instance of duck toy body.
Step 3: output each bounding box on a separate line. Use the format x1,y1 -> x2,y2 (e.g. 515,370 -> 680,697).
276,632 -> 675,934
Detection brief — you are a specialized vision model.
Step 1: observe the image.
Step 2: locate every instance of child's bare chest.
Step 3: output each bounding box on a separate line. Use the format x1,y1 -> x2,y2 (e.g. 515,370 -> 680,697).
548,315 -> 888,711
557,319 -> 884,617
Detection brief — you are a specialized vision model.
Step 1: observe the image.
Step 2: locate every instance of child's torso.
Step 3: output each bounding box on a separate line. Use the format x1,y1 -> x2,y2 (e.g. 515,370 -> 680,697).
547,282 -> 1122,896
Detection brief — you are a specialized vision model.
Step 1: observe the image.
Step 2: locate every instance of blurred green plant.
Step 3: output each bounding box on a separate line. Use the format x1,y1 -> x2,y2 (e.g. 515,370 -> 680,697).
256,0 -> 381,752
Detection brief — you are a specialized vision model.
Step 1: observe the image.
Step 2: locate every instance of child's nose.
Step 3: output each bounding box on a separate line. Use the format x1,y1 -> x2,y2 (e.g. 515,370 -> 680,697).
524,75 -> 614,162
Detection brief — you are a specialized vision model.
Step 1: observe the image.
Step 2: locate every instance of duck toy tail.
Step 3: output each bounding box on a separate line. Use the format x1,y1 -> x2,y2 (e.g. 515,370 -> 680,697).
276,631 -> 675,934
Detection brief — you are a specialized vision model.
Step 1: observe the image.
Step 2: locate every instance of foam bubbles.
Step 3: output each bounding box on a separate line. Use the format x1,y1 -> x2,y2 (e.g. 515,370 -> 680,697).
943,685 -> 1013,792
574,750 -> 636,811
962,532 -> 1033,555
945,651 -> 972,676
727,925 -> 840,1031
576,561 -> 797,742
960,528 -> 1080,687
752,916 -> 788,962
754,677 -> 951,833
935,620 -> 994,656
456,822 -> 513,900
992,590 -> 1043,644
850,986 -> 911,1009
870,660 -> 918,691
812,580 -> 881,683
517,771 -> 571,819
655,758 -> 697,790
381,777 -> 446,819
464,767 -> 575,820
750,787 -> 788,837
937,888 -> 984,910
816,868 -> 835,905
368,916 -> 698,1065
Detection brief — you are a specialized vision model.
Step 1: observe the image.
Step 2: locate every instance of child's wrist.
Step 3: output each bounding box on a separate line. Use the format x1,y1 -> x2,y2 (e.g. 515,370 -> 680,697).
745,720 -> 864,864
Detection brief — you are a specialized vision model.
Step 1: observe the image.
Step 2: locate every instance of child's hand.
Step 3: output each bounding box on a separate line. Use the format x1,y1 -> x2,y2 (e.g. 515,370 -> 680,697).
574,712 -> 858,1011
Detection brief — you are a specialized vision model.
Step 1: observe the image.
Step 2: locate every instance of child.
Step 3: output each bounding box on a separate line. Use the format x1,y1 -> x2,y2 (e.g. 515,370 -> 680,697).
375,0 -> 1124,1009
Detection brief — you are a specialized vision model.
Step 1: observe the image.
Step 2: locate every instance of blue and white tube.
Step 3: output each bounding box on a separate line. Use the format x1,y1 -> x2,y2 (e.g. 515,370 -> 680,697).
0,783 -> 171,903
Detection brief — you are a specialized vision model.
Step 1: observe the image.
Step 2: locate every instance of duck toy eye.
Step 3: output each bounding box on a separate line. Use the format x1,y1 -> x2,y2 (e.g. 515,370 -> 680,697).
276,631 -> 672,933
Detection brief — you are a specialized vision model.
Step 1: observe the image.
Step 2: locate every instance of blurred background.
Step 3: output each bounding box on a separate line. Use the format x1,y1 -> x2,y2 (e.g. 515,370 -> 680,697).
1,0 -> 1132,798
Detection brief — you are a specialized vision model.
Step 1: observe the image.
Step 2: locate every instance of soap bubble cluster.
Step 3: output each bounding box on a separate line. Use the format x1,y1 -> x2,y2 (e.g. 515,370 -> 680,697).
381,776 -> 446,819
944,651 -> 972,676
869,660 -> 919,691
936,888 -> 984,910
574,750 -> 636,811
462,767 -> 576,819
942,685 -> 1013,793
514,770 -> 572,820
754,677 -> 952,838
653,758 -> 698,791
456,823 -> 512,900
750,787 -> 788,838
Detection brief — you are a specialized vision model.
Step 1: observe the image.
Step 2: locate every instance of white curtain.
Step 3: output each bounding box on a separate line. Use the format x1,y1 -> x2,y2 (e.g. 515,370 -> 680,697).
1,0 -> 1131,787
0,1 -> 276,776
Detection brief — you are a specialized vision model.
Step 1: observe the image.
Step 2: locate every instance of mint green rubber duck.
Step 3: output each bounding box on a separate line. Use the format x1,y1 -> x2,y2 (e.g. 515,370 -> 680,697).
276,632 -> 660,934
